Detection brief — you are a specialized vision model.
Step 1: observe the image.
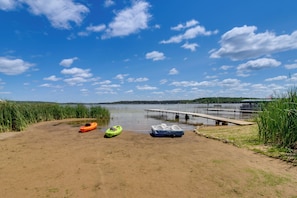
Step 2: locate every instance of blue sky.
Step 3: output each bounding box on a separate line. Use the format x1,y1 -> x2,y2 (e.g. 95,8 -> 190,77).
0,0 -> 297,103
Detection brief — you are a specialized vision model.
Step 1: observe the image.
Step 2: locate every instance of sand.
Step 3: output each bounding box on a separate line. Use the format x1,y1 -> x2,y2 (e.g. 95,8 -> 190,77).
1,119 -> 297,198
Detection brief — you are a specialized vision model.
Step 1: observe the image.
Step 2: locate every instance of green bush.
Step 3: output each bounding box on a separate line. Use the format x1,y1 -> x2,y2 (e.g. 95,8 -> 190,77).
257,88 -> 297,149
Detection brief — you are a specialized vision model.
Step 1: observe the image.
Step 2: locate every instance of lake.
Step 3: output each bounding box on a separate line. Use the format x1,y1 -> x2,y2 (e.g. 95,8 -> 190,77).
97,103 -> 257,134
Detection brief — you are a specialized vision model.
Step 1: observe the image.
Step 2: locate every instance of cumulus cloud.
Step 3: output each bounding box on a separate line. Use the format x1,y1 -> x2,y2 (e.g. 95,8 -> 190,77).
127,77 -> 148,82
115,74 -> 129,81
26,0 -> 89,29
169,68 -> 178,75
170,81 -> 200,87
265,75 -> 287,82
0,57 -> 34,75
102,0 -> 151,39
61,67 -> 94,85
145,51 -> 165,61
237,58 -> 281,76
43,75 -> 61,81
181,42 -> 199,51
210,25 -> 297,60
285,61 -> 297,69
160,79 -> 167,84
220,65 -> 233,70
0,0 -> 89,29
136,84 -> 157,90
61,67 -> 92,78
0,0 -> 20,10
220,78 -> 241,87
160,19 -> 216,44
64,76 -> 87,86
59,57 -> 78,67
86,24 -> 106,32
104,0 -> 115,7
79,24 -> 106,37
171,19 -> 199,31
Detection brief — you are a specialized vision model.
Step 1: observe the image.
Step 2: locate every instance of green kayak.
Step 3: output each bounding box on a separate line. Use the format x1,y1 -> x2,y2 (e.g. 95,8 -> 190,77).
105,125 -> 123,138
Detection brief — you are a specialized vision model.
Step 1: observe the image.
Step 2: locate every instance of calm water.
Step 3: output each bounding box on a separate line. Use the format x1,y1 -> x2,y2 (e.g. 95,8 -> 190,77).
97,103 -> 257,134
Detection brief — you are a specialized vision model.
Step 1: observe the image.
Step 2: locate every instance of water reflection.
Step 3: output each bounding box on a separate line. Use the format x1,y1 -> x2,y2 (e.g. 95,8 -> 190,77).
98,104 -> 257,134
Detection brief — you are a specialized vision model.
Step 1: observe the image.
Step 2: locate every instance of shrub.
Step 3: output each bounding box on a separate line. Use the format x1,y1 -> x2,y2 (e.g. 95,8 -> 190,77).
257,88 -> 297,149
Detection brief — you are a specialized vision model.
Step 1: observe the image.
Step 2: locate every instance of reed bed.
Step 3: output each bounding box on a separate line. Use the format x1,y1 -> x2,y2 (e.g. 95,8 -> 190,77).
257,88 -> 297,149
0,102 -> 110,132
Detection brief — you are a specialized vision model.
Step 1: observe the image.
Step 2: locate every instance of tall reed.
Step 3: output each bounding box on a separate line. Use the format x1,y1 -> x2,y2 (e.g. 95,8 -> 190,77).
0,101 -> 110,132
257,88 -> 297,148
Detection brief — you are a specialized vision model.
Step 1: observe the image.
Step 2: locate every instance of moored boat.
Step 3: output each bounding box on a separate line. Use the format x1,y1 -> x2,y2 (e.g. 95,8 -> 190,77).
105,125 -> 123,138
79,122 -> 97,133
151,123 -> 184,137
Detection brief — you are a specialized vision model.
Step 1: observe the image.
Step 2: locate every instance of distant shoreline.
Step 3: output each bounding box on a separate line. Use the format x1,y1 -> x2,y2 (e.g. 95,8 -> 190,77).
8,97 -> 266,105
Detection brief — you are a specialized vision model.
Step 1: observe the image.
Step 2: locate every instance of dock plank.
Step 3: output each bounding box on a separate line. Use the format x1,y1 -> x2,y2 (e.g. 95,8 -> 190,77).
145,109 -> 254,126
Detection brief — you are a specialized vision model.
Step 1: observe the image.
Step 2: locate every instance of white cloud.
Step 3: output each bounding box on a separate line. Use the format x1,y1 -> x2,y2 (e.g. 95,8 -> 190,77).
167,88 -> 184,94
61,67 -> 92,78
220,65 -> 233,70
160,79 -> 167,84
181,42 -> 198,51
171,19 -> 199,31
0,91 -> 11,95
115,74 -> 129,81
265,75 -> 287,82
160,20 -> 216,44
100,84 -> 121,88
102,1 -> 151,38
0,0 -> 19,10
39,83 -> 52,87
220,78 -> 241,87
96,80 -> 112,85
86,24 -> 106,32
64,76 -> 87,86
39,83 -> 62,88
210,25 -> 297,60
0,0 -> 89,29
169,68 -> 178,75
59,57 -> 78,67
79,24 -> 106,36
285,62 -> 297,69
43,75 -> 61,81
104,0 -> 115,7
170,81 -> 200,87
145,51 -> 165,61
0,57 -> 34,75
237,58 -> 281,76
136,85 -> 157,90
127,77 -> 148,82
80,88 -> 88,92
125,89 -> 133,93
95,83 -> 121,95
205,75 -> 217,79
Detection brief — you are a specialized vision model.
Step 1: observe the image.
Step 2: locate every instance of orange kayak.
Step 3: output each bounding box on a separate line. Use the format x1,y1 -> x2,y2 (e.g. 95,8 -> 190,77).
79,122 -> 98,133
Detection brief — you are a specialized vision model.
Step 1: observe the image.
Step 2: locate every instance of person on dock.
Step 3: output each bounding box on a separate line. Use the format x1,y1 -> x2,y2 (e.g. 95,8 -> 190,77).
175,114 -> 179,120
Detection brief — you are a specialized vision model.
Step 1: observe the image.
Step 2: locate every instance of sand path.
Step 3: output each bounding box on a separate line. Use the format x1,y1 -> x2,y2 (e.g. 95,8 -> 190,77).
1,119 -> 297,197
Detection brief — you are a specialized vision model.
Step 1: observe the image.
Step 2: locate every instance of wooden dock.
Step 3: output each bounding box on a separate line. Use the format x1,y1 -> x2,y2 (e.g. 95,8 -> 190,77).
145,109 -> 254,126
207,108 -> 261,113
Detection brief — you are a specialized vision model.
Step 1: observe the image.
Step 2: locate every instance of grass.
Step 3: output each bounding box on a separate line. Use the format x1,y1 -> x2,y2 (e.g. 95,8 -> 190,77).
257,88 -> 297,149
196,124 -> 297,165
0,101 -> 110,133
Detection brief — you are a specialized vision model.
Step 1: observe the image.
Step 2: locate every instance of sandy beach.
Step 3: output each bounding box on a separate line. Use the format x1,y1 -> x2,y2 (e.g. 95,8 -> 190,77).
1,119 -> 297,197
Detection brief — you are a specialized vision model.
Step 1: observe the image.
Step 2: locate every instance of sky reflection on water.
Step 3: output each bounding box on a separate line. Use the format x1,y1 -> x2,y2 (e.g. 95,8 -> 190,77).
97,104 -> 256,134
